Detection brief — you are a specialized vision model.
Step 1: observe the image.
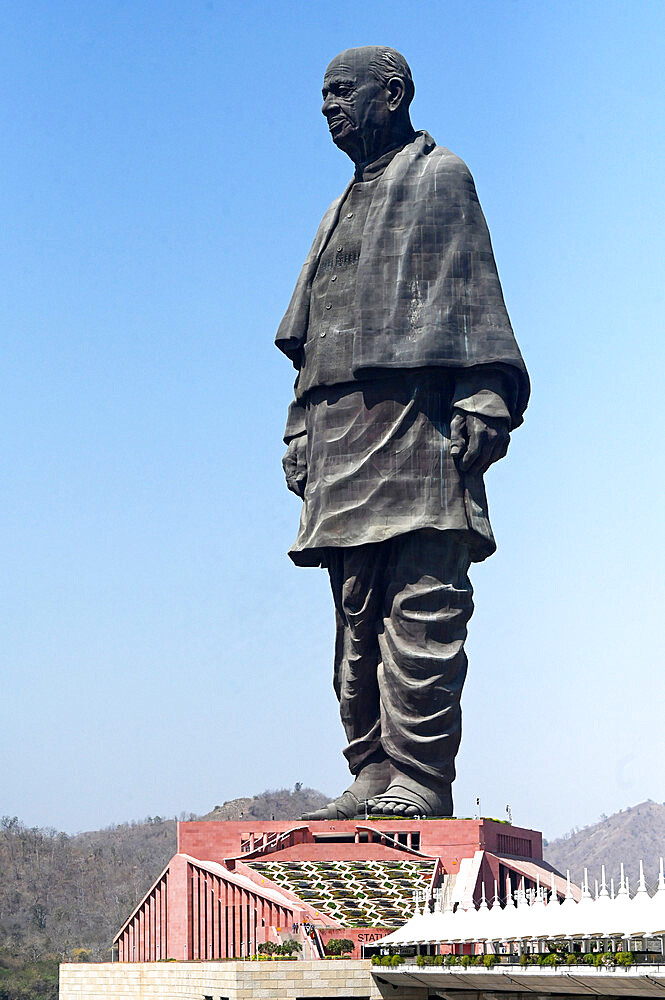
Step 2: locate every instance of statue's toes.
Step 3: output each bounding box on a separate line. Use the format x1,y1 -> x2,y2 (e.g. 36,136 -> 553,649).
367,791 -> 429,816
382,800 -> 409,816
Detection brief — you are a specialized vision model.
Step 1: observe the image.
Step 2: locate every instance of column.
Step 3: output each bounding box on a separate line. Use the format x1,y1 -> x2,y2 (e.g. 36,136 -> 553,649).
233,884 -> 241,958
192,870 -> 200,959
138,906 -> 145,962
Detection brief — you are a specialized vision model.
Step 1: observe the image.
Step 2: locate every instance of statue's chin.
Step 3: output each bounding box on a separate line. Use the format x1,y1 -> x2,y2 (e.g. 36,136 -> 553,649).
332,138 -> 360,165
329,123 -> 357,156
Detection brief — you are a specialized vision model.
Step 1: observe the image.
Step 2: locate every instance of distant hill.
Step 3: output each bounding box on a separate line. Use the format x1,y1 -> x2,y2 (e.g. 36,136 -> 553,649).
201,786 -> 329,821
0,814 -> 177,964
544,800 -> 665,892
0,786 -> 328,963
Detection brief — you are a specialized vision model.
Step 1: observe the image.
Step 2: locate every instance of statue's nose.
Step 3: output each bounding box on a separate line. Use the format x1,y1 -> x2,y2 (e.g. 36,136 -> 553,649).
322,93 -> 336,116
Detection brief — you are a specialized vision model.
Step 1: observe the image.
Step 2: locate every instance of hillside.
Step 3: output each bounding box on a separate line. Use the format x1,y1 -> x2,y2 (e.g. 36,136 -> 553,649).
201,786 -> 328,821
0,786 -> 328,963
544,800 -> 665,891
0,815 -> 177,963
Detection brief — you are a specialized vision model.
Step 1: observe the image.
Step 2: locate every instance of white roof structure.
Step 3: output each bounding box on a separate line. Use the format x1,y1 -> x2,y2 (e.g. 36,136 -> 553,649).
378,859 -> 665,946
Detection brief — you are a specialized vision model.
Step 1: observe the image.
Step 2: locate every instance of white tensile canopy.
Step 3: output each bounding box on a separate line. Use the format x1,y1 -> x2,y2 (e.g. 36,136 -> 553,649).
376,858 -> 665,949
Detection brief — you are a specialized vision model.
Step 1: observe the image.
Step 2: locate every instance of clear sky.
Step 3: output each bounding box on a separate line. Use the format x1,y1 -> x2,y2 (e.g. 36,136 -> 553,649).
1,0 -> 663,839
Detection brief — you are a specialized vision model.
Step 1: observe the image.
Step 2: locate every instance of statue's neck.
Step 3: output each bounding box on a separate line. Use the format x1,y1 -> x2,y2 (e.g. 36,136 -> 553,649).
349,122 -> 416,171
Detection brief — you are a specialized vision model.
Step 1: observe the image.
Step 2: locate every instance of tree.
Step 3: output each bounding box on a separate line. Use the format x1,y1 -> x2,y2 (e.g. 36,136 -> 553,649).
278,940 -> 302,957
325,938 -> 354,956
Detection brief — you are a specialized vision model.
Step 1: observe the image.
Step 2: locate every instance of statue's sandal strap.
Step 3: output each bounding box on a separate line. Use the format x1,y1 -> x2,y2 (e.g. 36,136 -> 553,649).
370,784 -> 438,814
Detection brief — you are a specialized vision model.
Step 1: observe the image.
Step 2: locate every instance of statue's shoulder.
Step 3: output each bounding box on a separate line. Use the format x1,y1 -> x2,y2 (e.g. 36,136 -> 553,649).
404,138 -> 478,211
418,137 -> 473,181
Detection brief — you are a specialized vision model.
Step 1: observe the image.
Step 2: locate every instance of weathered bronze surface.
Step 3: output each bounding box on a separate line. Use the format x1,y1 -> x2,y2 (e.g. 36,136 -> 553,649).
276,47 -> 529,819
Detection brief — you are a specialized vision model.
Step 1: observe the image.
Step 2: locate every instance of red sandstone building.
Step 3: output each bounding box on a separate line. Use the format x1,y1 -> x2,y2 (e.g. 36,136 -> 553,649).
114,818 -> 572,962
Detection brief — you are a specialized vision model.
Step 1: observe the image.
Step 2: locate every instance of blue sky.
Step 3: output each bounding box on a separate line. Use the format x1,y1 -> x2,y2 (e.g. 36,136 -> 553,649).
1,0 -> 663,838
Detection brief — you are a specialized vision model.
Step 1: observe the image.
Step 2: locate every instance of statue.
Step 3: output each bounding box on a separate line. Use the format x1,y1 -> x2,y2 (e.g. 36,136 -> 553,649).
276,46 -> 529,819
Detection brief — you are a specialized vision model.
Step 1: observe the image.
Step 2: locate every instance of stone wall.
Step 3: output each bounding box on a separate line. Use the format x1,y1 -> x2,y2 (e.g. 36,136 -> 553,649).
59,959 -> 418,999
60,958 -> 665,999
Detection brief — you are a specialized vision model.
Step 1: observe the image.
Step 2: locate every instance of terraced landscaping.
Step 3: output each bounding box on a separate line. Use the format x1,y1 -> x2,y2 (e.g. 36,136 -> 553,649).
247,859 -> 437,927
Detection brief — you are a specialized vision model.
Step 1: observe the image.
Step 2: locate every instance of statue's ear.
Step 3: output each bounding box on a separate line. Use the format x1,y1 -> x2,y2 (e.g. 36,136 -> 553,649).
386,76 -> 406,113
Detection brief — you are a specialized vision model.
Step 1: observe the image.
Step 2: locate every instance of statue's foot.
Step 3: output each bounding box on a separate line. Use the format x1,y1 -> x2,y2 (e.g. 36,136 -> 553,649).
366,769 -> 453,818
301,790 -> 364,821
302,758 -> 390,820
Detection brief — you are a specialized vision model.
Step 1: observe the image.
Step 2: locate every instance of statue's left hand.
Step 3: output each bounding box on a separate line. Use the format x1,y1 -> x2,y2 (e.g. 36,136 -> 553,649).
282,435 -> 308,499
450,410 -> 510,475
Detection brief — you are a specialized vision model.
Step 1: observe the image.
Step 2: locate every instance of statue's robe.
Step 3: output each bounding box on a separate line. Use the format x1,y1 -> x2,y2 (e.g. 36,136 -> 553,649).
276,131 -> 529,569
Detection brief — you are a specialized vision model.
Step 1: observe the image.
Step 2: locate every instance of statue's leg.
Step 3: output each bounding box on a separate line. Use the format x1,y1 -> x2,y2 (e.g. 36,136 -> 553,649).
368,530 -> 473,817
302,543 -> 390,820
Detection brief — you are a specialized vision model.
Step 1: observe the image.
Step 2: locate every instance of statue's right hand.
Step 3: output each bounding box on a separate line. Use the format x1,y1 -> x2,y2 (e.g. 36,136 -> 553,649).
282,436 -> 308,499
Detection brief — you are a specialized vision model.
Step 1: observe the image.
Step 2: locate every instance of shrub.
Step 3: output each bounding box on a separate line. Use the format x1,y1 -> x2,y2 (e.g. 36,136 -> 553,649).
390,954 -> 404,966
616,951 -> 633,967
545,940 -> 568,957
325,938 -> 354,957
461,955 -> 472,968
583,953 -> 595,965
278,940 -> 302,957
445,954 -> 459,966
540,953 -> 559,966
483,954 -> 497,968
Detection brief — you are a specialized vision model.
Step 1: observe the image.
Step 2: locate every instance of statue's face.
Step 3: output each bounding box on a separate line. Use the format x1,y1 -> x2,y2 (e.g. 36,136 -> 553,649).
322,49 -> 390,160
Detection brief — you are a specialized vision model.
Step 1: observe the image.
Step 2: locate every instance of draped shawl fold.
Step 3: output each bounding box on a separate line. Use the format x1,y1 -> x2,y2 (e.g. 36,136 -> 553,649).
275,131 -> 529,425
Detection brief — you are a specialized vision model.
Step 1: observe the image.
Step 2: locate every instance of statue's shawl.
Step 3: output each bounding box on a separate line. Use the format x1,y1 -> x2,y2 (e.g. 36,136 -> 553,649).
275,131 -> 529,425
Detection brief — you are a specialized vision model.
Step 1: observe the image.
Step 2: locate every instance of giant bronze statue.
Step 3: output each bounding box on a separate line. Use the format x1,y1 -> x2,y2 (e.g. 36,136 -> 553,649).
276,46 -> 529,819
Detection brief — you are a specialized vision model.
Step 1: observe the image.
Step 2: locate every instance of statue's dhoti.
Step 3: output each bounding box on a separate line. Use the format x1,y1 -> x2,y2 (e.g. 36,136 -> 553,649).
324,529 -> 473,784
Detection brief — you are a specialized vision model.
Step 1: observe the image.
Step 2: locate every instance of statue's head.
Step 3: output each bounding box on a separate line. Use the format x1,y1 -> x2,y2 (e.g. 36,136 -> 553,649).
322,46 -> 414,166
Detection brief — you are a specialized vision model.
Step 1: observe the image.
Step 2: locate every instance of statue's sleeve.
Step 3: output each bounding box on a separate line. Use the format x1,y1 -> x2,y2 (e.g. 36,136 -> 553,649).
283,397 -> 307,444
451,364 -> 519,427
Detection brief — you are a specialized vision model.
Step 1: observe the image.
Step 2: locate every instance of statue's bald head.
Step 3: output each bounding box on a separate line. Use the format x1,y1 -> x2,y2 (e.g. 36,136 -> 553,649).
322,46 -> 415,166
327,46 -> 415,108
